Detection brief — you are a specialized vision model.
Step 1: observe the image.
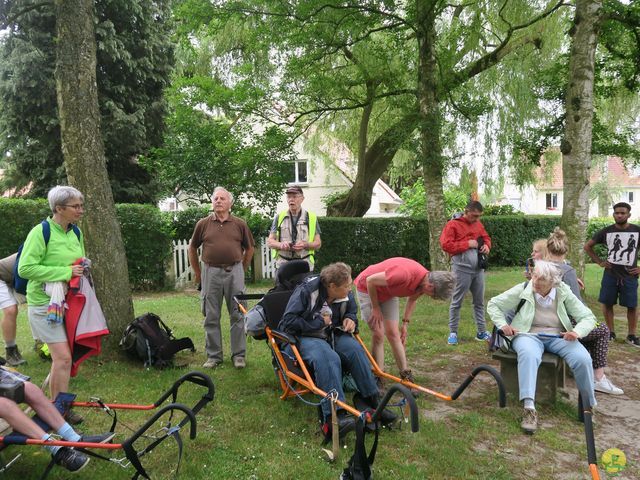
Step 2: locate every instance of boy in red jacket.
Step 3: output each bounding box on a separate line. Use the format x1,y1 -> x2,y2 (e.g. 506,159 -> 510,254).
440,201 -> 492,345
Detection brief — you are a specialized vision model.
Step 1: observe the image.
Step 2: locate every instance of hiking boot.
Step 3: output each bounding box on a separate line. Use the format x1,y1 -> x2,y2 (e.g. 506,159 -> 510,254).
233,356 -> 246,369
357,394 -> 398,427
475,331 -> 491,342
399,369 -> 420,397
626,334 -> 640,348
65,409 -> 84,426
80,432 -> 116,444
447,332 -> 458,345
202,358 -> 222,369
5,345 -> 26,366
521,408 -> 538,435
594,375 -> 624,395
53,447 -> 90,472
609,331 -> 616,341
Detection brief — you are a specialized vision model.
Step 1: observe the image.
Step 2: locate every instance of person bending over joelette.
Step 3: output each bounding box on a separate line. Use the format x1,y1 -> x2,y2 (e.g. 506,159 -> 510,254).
487,260 -> 597,434
279,262 -> 395,434
0,367 -> 113,472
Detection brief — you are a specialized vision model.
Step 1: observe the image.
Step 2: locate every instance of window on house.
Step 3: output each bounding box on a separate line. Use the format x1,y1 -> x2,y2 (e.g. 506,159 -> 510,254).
546,193 -> 558,210
288,160 -> 308,184
628,192 -> 634,203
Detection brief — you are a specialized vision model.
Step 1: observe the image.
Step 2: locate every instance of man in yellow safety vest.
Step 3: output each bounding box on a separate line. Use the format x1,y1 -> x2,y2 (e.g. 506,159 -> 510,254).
267,185 -> 321,271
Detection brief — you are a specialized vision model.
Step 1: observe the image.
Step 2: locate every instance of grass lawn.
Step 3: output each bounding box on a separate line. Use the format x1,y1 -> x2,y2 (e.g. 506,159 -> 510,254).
3,265 -> 637,479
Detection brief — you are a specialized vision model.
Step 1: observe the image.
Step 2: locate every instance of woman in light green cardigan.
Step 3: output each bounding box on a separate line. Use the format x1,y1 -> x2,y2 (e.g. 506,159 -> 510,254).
487,260 -> 596,435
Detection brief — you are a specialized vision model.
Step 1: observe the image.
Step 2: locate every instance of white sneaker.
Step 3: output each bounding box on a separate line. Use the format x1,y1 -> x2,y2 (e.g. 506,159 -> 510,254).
594,375 -> 624,395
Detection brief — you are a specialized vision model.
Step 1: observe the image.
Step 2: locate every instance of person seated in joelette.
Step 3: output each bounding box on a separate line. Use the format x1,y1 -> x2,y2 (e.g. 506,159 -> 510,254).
0,366 -> 114,472
487,260 -> 597,435
278,262 -> 394,434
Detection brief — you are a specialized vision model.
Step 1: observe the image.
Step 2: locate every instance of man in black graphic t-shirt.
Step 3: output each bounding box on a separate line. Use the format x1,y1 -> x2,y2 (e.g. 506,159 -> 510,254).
585,202 -> 640,347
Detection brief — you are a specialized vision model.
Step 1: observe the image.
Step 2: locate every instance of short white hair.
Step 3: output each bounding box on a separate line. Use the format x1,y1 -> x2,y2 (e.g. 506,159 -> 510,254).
47,185 -> 84,214
212,186 -> 233,205
532,260 -> 562,286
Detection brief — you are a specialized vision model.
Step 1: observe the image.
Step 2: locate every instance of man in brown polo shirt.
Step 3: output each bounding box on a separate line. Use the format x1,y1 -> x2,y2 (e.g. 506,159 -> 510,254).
188,187 -> 255,369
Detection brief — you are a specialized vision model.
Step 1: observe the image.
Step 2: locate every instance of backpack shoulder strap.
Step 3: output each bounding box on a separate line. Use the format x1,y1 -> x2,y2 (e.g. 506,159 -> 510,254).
41,220 -> 51,245
513,281 -> 529,317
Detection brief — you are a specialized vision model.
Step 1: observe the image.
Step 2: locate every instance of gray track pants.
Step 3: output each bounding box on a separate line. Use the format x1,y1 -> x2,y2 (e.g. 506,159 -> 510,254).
201,263 -> 246,362
448,266 -> 486,334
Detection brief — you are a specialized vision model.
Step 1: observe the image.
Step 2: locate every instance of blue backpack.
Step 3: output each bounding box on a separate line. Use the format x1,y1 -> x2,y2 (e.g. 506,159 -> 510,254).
13,220 -> 81,295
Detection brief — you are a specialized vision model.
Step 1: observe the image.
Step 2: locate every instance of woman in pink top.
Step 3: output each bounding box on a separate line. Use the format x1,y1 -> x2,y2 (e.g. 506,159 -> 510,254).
355,257 -> 455,391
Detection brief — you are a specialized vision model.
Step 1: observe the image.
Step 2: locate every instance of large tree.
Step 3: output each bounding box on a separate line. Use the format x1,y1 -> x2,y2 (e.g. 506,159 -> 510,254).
54,0 -> 134,348
0,0 -> 174,203
174,0 -> 566,268
560,0 -> 602,276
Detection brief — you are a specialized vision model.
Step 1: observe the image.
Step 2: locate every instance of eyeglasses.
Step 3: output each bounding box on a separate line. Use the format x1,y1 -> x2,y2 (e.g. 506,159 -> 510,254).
62,204 -> 84,210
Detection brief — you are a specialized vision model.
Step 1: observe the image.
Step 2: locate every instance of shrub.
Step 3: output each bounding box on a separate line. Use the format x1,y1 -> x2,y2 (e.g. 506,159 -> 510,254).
161,206 -> 272,243
116,204 -> 173,289
0,198 -> 50,257
314,217 -> 430,275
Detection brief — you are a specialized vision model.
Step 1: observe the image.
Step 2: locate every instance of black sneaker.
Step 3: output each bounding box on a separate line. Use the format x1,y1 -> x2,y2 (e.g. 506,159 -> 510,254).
80,432 -> 115,444
53,447 -> 90,472
609,331 -> 616,341
336,410 -> 356,438
5,345 -> 26,366
626,334 -> 640,347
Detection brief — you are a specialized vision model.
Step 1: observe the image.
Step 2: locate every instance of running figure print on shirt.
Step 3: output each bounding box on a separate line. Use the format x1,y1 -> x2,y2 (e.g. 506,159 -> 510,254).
607,231 -> 639,266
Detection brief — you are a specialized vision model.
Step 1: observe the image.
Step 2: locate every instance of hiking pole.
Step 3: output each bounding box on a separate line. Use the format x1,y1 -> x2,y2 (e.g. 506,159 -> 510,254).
579,394 -> 600,480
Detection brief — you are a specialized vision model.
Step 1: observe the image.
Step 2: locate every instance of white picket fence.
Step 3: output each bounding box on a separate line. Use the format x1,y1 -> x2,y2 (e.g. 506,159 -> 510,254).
170,238 -> 276,288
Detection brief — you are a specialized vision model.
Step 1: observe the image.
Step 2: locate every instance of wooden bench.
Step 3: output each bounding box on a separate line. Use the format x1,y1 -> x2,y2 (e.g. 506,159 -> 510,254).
492,350 -> 566,404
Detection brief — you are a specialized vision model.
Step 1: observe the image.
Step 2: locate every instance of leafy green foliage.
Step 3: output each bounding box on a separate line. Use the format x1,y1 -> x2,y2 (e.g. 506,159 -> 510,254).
116,204 -> 173,290
0,199 -> 172,290
0,198 -> 50,255
141,102 -> 293,213
161,206 -> 271,244
0,0 -> 174,203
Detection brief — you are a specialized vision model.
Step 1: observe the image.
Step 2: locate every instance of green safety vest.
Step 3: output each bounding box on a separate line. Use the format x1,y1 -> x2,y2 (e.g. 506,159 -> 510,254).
271,210 -> 317,264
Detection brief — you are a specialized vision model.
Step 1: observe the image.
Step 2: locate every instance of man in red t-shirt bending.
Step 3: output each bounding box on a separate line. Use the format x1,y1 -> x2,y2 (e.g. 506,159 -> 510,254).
355,257 -> 455,390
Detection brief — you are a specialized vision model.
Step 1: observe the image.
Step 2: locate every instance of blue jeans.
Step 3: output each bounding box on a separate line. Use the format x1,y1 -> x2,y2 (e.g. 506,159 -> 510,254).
512,334 -> 596,407
288,334 -> 378,418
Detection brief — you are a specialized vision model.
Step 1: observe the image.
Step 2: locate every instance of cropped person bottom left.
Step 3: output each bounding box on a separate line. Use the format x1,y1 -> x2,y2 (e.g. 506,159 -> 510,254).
286,334 -> 378,419
512,334 -> 596,407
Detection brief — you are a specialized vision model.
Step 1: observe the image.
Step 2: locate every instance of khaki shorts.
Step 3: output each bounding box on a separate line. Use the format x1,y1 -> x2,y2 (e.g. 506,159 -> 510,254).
28,305 -> 68,344
356,290 -> 400,325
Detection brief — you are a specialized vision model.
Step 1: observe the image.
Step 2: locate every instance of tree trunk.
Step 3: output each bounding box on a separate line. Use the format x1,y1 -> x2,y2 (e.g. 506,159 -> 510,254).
326,113 -> 420,217
417,0 -> 448,270
54,0 -> 134,348
560,0 -> 602,277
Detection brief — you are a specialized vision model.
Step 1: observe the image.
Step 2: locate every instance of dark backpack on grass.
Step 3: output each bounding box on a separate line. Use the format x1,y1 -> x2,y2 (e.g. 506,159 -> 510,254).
120,313 -> 195,368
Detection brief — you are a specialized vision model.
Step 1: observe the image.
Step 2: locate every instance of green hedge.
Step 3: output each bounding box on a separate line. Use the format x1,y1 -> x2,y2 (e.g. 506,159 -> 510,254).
161,207 -> 272,243
0,199 -> 172,290
313,217 -> 430,275
0,196 -> 617,289
117,204 -> 172,290
481,215 -> 561,267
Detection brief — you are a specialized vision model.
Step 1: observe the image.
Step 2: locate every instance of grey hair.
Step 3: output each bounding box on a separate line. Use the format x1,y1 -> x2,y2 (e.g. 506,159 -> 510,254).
532,260 -> 562,286
212,186 -> 234,205
429,271 -> 456,300
47,185 -> 84,214
320,262 -> 352,287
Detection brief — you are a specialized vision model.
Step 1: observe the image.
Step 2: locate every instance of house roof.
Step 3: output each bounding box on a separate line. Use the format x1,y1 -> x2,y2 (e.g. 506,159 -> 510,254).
538,156 -> 640,189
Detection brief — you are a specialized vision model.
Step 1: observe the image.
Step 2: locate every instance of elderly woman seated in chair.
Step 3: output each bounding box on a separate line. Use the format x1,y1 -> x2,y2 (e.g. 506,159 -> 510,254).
278,262 -> 395,435
487,260 -> 597,434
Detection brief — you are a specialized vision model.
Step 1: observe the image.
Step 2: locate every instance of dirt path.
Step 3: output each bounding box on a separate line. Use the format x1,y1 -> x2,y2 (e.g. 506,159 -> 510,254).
413,344 -> 639,480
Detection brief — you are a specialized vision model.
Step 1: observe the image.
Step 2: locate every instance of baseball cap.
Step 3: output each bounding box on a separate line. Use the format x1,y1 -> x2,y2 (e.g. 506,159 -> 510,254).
285,185 -> 303,195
